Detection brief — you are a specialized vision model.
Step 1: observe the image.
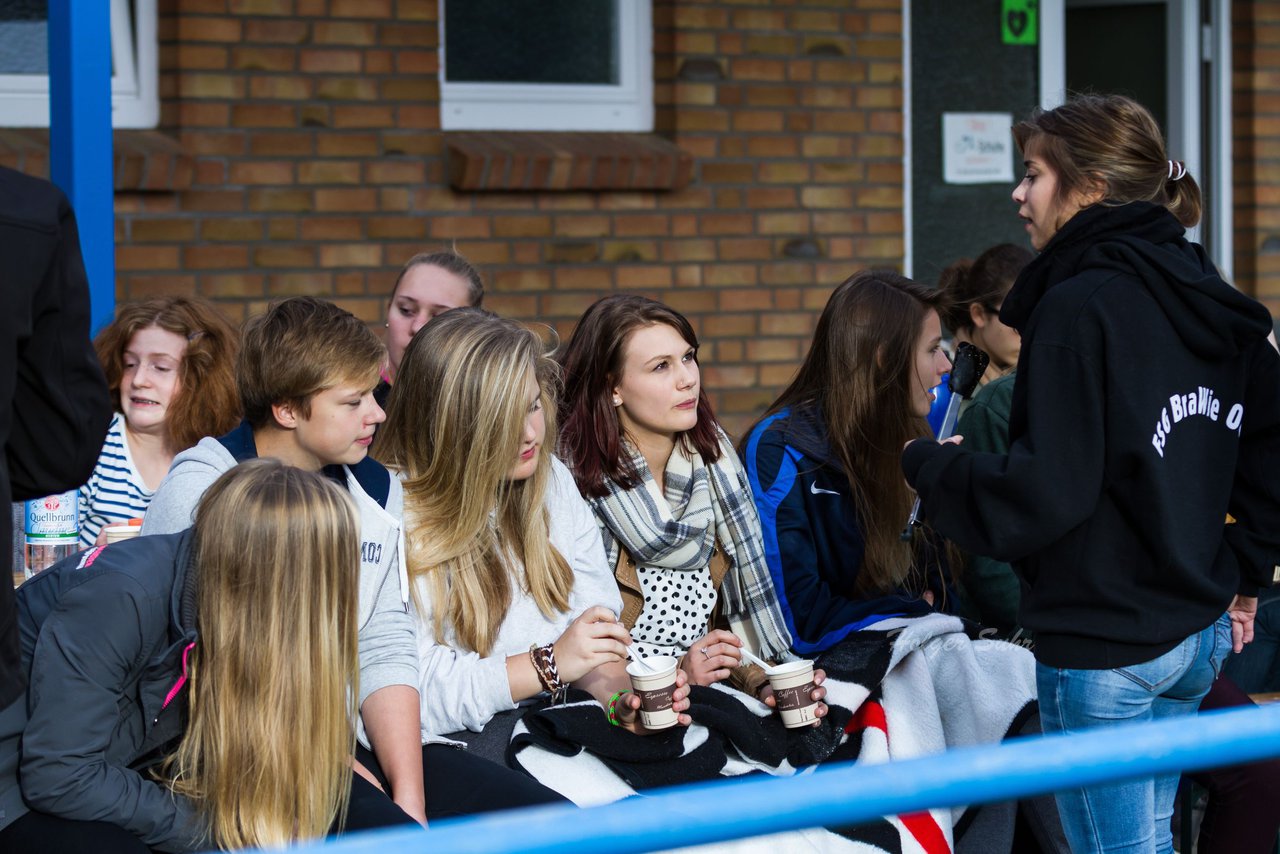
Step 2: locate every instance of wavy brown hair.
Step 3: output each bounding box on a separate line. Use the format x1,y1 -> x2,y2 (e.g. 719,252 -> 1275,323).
557,295 -> 722,499
374,308 -> 572,656
748,270 -> 956,596
94,297 -> 240,449
1013,93 -> 1203,227
167,459 -> 359,849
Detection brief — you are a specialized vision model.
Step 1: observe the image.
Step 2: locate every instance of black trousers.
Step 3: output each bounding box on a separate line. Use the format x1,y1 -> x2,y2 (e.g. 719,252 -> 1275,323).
355,741 -> 568,821
0,772 -> 417,854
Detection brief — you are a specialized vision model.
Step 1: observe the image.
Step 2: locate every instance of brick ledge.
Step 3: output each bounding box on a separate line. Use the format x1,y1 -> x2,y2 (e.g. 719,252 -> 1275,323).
446,132 -> 692,193
0,129 -> 193,192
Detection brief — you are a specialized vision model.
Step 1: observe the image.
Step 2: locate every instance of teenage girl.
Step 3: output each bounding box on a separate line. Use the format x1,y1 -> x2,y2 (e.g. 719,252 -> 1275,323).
742,271 -> 958,656
81,297 -> 239,545
557,295 -> 824,720
904,93 -> 1280,853
0,460 -> 413,852
375,308 -> 691,759
378,250 -> 484,408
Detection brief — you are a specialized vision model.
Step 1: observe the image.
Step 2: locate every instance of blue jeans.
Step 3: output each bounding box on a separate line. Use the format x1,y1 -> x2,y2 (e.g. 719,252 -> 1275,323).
1036,614 -> 1232,854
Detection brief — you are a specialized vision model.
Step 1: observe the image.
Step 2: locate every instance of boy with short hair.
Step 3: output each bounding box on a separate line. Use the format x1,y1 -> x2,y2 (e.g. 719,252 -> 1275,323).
145,296 -> 425,824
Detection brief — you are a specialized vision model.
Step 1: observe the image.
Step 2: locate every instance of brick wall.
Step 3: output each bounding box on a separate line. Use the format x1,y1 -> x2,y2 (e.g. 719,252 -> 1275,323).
119,0 -> 905,437
1234,0 -> 1280,318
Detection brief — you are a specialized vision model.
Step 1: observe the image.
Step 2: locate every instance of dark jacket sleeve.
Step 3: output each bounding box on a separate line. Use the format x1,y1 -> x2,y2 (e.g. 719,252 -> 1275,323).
903,338 -> 1108,562
7,182 -> 112,501
20,574 -> 202,852
953,378 -> 1023,630
745,425 -> 932,655
1223,340 -> 1280,594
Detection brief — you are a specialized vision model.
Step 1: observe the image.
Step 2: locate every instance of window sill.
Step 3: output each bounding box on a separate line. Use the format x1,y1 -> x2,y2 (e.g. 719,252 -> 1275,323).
0,129 -> 193,192
445,132 -> 692,193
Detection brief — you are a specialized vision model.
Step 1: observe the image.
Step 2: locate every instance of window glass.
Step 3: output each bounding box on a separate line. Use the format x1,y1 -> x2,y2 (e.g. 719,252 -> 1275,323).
444,0 -> 618,85
0,0 -> 48,74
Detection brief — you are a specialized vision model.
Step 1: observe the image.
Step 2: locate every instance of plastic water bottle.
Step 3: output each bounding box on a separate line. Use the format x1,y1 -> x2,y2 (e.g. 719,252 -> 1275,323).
24,491 -> 79,577
10,503 -> 23,588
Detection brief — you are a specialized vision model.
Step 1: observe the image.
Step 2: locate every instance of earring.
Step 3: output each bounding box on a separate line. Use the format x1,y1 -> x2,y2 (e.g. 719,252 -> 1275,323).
384,322 -> 390,329
612,396 -> 622,407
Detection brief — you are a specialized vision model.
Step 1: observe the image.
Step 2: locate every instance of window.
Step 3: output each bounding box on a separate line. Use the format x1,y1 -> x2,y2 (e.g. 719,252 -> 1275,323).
439,0 -> 652,132
0,0 -> 158,128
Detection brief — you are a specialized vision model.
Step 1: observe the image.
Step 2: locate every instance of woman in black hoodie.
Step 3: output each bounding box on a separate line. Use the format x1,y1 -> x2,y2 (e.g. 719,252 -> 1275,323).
903,94 -> 1280,853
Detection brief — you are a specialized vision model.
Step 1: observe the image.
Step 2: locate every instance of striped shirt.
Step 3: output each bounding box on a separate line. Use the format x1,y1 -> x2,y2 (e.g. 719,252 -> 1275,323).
78,413 -> 155,547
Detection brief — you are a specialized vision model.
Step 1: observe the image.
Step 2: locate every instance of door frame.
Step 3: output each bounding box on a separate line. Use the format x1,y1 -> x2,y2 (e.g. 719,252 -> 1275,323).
1039,0 -> 1233,278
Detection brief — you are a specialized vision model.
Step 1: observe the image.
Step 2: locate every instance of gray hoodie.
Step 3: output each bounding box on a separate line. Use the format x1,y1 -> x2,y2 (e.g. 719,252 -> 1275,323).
142,423 -> 417,727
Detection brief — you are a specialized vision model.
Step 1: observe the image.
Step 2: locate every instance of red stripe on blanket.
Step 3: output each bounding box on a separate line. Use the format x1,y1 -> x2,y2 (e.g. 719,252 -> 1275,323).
846,699 -> 887,735
848,700 -> 951,854
901,811 -> 950,854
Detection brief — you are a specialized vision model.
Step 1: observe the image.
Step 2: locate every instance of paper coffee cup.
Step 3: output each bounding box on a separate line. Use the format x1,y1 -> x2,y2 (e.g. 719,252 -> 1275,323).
768,659 -> 819,729
625,655 -> 679,730
104,520 -> 143,544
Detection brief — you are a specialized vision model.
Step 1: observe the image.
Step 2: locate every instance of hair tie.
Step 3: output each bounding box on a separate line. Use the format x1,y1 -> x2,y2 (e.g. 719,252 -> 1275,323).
1167,160 -> 1186,182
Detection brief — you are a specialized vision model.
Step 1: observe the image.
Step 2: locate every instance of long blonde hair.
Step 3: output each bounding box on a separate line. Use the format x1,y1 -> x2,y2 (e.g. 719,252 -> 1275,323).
375,308 -> 572,656
167,459 -> 360,849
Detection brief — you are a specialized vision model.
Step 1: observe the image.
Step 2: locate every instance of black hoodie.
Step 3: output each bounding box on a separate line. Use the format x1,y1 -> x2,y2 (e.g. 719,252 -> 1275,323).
903,202 -> 1280,669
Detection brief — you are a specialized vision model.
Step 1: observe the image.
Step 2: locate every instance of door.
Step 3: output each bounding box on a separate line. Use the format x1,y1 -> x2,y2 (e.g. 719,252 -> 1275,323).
1039,0 -> 1232,276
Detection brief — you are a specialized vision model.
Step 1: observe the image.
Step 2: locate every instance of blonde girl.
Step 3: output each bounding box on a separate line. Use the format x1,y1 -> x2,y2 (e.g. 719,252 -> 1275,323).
0,460 -> 401,852
376,308 -> 690,755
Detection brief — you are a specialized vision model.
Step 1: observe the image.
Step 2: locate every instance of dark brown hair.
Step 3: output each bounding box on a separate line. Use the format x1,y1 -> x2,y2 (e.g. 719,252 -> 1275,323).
558,295 -> 721,498
938,243 -> 1034,333
747,270 -> 955,595
1013,93 -> 1202,227
94,296 -> 240,449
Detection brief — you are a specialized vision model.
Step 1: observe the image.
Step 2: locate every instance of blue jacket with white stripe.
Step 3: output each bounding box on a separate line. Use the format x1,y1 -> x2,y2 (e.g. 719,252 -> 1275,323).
742,406 -> 948,655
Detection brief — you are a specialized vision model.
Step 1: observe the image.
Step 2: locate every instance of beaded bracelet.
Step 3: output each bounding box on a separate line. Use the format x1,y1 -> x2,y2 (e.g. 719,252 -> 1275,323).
607,689 -> 633,726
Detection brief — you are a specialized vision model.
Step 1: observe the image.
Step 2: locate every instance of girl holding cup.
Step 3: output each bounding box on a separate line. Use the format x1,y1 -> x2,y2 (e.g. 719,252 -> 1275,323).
557,295 -> 825,723
80,297 -> 239,546
374,308 -> 691,756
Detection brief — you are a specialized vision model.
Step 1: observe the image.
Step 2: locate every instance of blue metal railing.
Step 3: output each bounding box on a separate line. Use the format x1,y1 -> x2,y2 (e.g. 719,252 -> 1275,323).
229,703 -> 1280,853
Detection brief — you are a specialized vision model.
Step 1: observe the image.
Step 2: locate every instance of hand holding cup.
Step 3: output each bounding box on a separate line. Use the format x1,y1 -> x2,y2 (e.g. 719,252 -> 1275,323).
553,606 -> 632,683
616,664 -> 692,734
759,665 -> 828,728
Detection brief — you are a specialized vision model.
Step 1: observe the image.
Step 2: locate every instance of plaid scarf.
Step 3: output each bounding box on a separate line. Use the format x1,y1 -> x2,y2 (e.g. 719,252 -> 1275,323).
590,427 -> 793,661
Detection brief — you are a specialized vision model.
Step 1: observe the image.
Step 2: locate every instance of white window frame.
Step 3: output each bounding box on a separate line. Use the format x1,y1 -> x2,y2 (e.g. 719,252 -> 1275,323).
0,0 -> 158,128
439,0 -> 653,132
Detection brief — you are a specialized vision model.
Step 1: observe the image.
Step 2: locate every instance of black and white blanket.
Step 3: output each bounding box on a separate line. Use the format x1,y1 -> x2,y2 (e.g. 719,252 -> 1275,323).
508,614 -> 1037,854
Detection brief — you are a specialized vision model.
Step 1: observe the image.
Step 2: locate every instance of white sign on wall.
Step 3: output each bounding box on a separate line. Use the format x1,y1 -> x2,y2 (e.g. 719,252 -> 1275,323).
942,112 -> 1015,184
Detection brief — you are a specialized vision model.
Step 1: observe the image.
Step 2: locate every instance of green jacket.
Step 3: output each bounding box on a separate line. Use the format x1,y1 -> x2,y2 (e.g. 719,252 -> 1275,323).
955,372 -> 1024,633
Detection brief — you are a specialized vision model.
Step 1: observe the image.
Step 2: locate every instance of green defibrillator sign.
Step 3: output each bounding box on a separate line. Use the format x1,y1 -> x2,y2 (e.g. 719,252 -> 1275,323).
1002,0 -> 1038,46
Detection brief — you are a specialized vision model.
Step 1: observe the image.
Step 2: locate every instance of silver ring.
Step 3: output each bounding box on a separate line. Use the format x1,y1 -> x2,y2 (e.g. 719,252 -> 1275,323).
700,646 -> 711,660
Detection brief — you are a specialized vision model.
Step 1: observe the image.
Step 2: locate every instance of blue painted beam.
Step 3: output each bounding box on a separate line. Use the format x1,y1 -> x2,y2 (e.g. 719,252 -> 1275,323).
229,703 -> 1280,853
48,0 -> 116,333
